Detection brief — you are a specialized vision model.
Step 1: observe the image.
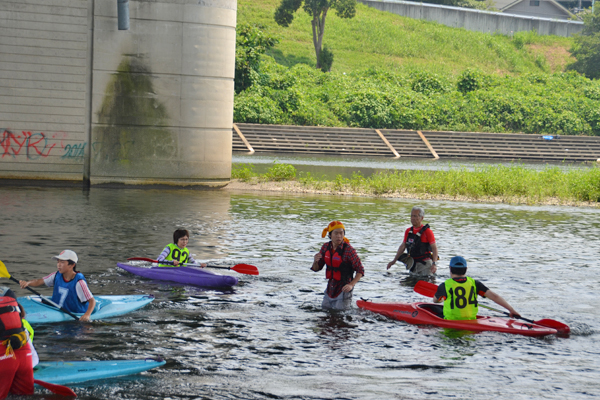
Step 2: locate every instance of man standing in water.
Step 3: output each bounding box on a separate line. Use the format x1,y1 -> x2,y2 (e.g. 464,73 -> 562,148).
312,221 -> 364,310
387,206 -> 438,275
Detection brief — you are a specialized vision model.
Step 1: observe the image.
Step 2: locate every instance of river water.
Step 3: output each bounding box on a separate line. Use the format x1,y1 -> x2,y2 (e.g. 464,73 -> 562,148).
1,185 -> 599,399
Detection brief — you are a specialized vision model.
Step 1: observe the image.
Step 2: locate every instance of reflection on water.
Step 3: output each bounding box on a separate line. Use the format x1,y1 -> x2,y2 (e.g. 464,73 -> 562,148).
0,186 -> 599,399
233,153 -> 595,179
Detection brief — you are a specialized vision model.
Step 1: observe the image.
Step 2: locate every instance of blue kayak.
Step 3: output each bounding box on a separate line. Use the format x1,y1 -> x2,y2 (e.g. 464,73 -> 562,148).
34,358 -> 166,384
117,262 -> 238,287
19,295 -> 154,324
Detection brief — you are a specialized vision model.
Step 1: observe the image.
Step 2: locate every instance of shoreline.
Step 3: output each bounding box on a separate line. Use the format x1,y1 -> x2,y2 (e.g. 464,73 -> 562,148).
225,179 -> 600,208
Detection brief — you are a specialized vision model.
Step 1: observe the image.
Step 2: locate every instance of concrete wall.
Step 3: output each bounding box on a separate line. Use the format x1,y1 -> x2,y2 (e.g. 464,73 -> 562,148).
359,0 -> 584,37
0,0 -> 89,180
0,0 -> 236,187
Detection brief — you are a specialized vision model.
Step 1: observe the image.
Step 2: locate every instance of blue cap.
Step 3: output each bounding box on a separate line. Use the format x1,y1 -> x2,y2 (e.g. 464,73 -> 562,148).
449,256 -> 467,268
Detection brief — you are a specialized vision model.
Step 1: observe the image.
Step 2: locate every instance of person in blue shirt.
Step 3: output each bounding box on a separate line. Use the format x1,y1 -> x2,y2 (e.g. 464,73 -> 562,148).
20,250 -> 96,322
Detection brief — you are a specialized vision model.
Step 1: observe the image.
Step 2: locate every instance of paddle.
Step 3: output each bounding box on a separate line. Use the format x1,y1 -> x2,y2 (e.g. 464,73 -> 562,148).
414,280 -> 570,335
34,379 -> 77,397
0,260 -> 80,321
126,257 -> 259,276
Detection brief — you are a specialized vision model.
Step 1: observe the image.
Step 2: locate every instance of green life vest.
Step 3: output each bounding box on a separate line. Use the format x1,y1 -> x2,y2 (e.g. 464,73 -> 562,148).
443,277 -> 479,320
22,319 -> 34,341
160,243 -> 190,267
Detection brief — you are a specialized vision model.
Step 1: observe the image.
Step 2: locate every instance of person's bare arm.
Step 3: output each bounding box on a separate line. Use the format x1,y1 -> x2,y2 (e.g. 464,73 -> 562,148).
484,290 -> 521,318
20,278 -> 45,288
387,243 -> 406,270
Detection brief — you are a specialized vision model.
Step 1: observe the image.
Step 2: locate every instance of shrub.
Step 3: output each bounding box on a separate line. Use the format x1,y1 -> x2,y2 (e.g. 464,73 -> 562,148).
231,164 -> 256,181
411,71 -> 452,95
567,8 -> 600,79
319,45 -> 334,73
457,68 -> 489,93
234,89 -> 284,124
264,161 -> 297,181
344,90 -> 394,128
235,24 -> 279,93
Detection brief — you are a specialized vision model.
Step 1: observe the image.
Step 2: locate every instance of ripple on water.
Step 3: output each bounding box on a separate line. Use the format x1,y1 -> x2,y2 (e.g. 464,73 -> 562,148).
1,186 -> 599,399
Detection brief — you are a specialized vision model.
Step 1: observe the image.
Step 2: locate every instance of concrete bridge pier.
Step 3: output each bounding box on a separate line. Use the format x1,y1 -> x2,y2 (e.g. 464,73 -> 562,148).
0,0 -> 236,188
90,0 -> 236,187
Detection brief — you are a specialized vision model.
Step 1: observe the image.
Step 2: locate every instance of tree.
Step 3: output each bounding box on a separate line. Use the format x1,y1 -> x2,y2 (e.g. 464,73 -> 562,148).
567,8 -> 600,79
235,23 -> 279,92
274,0 -> 356,70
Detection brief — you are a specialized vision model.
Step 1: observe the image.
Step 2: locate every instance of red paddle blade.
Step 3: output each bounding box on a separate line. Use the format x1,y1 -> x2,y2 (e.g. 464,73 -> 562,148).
35,379 -> 77,397
534,319 -> 570,335
232,264 -> 259,276
414,280 -> 437,297
127,257 -> 158,263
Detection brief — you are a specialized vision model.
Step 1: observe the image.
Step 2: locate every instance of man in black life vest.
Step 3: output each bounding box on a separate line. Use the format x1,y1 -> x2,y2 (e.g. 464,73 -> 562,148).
312,221 -> 365,310
387,206 -> 439,275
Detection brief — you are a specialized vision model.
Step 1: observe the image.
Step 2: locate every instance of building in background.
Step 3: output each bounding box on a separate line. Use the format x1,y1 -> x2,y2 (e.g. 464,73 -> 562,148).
494,0 -> 577,20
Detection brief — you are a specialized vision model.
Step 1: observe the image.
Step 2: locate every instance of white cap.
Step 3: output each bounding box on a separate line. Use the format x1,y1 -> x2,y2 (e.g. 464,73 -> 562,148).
52,249 -> 78,263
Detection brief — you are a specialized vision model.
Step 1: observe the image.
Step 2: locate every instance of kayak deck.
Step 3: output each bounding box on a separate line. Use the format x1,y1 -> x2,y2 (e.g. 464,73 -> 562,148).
117,262 -> 238,287
357,300 -> 557,337
19,295 -> 155,324
34,358 -> 166,384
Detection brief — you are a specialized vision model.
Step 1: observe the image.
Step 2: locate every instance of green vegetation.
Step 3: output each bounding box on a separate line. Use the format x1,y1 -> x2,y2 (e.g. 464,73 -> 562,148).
234,62 -> 600,134
274,0 -> 356,70
232,163 -> 600,204
232,161 -> 297,182
567,8 -> 600,79
236,1 -> 600,135
235,23 -> 279,92
238,0 -> 572,74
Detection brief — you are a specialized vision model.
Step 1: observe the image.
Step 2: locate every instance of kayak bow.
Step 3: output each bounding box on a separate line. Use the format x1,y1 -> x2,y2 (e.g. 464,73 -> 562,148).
34,358 -> 166,384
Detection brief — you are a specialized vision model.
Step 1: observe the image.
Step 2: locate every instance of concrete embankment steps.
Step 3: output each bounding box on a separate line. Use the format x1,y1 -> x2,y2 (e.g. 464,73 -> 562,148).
232,123 -> 600,162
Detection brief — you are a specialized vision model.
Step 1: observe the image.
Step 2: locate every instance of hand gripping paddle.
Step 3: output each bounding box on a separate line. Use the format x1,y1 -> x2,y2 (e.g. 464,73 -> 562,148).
0,260 -> 79,321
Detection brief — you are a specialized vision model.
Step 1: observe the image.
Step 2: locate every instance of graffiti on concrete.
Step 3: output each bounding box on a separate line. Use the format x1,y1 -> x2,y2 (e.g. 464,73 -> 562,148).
1,130 -> 56,160
61,143 -> 87,159
1,129 -> 86,161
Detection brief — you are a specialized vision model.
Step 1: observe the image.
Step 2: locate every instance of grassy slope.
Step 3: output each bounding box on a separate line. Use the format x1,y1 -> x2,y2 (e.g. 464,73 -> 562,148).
237,0 -> 574,76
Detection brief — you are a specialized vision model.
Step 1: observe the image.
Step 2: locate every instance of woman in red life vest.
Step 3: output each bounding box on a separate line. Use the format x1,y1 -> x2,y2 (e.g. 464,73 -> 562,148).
311,221 -> 365,310
0,287 -> 34,400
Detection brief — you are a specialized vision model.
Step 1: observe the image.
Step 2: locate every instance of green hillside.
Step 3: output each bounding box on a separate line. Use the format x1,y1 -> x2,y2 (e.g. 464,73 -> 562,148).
237,0 -> 573,75
235,1 -> 600,135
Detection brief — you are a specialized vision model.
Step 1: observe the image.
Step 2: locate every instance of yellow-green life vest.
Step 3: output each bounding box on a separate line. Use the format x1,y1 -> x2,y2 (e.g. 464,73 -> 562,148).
443,277 -> 479,320
160,243 -> 190,267
22,318 -> 34,341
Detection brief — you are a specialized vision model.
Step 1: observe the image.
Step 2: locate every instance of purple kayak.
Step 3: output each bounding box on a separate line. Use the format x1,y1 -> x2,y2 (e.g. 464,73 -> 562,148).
117,263 -> 238,287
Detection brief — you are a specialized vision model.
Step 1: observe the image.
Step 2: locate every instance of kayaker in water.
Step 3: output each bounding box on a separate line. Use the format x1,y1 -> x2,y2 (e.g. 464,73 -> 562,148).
311,221 -> 364,310
432,256 -> 521,320
387,206 -> 438,275
157,229 -> 207,268
20,250 -> 96,322
0,286 -> 34,399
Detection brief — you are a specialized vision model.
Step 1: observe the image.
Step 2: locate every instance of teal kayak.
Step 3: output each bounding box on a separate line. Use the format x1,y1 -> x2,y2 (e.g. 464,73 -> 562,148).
18,295 -> 154,324
34,358 -> 166,384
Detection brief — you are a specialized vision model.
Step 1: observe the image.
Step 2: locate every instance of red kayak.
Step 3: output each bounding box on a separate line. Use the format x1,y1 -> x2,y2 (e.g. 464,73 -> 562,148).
357,300 -> 558,337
